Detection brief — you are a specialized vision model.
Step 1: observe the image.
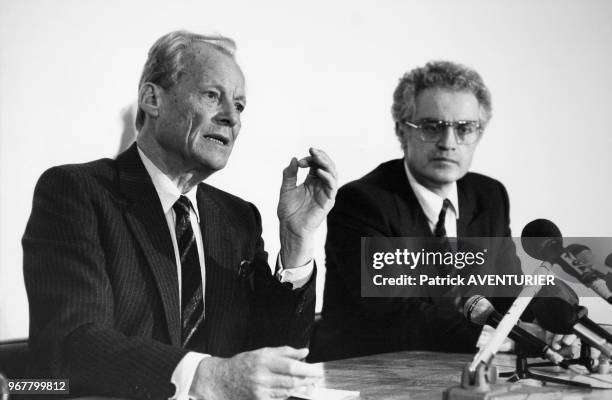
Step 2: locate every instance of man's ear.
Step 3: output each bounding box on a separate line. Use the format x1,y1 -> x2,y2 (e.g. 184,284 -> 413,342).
395,121 -> 404,140
395,122 -> 408,153
138,83 -> 162,120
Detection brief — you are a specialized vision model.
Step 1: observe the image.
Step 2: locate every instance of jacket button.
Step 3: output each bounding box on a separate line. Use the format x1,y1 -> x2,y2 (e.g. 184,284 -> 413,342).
238,260 -> 251,278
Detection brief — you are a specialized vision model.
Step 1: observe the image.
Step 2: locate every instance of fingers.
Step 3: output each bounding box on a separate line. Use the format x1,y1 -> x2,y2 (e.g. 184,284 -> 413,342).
261,347 -> 322,378
550,333 -> 577,349
315,168 -> 337,198
280,157 -> 299,192
273,346 -> 309,360
550,334 -> 564,350
548,333 -> 578,358
308,148 -> 338,180
561,334 -> 578,346
225,348 -> 323,400
265,374 -> 319,389
268,357 -> 324,378
294,148 -> 337,179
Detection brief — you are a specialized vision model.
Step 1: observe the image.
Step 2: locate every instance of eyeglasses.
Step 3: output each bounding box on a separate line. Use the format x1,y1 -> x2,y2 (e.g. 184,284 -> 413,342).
401,119 -> 483,145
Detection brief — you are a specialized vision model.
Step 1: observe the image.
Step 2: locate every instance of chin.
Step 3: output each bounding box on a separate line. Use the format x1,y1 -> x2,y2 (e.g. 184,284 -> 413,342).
427,170 -> 462,185
199,157 -> 229,173
192,147 -> 233,172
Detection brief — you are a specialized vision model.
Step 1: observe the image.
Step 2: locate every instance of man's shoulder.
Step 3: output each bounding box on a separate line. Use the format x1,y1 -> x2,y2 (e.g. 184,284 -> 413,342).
196,182 -> 259,224
340,159 -> 404,195
37,156 -> 118,191
459,172 -> 507,195
458,172 -> 511,215
197,182 -> 252,207
330,159 -> 406,218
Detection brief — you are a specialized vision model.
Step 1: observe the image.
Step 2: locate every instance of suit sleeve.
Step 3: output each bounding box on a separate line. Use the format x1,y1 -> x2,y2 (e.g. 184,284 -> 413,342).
247,203 -> 316,350
490,182 -> 528,315
23,167 -> 187,400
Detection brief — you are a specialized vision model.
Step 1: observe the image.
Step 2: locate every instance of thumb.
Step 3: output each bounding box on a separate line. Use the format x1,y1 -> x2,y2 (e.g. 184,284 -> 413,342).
281,157 -> 298,192
273,346 -> 309,360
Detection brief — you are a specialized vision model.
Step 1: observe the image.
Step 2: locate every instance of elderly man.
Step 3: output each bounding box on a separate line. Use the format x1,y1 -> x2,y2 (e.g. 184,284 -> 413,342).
23,30 -> 337,399
310,61 -> 521,361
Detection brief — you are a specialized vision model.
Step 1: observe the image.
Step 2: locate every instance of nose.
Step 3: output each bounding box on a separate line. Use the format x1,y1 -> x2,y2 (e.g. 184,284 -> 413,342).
436,126 -> 457,150
212,99 -> 239,128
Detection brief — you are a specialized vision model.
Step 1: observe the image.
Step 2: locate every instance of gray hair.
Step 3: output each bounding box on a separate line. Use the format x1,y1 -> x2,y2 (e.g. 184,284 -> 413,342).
135,30 -> 237,130
391,60 -> 492,127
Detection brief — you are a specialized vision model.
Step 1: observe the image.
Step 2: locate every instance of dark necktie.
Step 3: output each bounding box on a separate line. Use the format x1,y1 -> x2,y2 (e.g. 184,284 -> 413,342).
433,198 -> 454,291
434,198 -> 452,238
173,196 -> 204,346
433,199 -> 462,306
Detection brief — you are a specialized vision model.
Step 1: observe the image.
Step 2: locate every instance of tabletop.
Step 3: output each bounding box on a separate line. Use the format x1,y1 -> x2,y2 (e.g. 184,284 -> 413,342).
317,351 -> 612,400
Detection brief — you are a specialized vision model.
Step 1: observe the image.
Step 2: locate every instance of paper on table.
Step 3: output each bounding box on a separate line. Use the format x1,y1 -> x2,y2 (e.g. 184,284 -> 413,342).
290,387 -> 359,400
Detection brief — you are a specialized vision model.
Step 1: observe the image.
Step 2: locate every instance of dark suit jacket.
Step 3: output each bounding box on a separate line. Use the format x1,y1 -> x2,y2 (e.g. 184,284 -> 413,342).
309,159 -> 520,361
22,143 -> 315,399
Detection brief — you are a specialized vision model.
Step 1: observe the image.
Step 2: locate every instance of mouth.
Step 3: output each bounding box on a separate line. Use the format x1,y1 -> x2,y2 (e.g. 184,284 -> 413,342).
203,133 -> 230,146
431,157 -> 458,165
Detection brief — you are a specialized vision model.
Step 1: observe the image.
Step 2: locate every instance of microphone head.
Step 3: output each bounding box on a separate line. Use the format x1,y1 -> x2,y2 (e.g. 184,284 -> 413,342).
521,219 -> 563,261
605,253 -> 612,269
565,244 -> 592,263
531,279 -> 580,334
463,295 -> 494,326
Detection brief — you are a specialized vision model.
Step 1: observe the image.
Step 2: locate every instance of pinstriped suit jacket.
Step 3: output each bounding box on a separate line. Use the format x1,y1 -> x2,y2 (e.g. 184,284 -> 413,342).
22,143 -> 315,399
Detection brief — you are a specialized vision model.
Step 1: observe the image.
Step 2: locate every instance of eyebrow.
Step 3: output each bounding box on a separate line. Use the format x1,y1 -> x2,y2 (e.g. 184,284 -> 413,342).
198,83 -> 246,102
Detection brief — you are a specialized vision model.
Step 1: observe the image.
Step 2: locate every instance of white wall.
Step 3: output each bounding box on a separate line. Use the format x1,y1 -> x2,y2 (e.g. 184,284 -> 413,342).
1,0 -> 611,340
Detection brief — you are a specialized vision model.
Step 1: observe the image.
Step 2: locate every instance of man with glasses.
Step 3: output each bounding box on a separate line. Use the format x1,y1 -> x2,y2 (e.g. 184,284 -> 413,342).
310,61 -> 521,361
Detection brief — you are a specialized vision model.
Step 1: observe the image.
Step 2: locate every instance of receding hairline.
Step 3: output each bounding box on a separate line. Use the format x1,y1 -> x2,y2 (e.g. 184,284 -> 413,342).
182,41 -> 240,67
137,32 -> 238,90
175,41 -> 245,87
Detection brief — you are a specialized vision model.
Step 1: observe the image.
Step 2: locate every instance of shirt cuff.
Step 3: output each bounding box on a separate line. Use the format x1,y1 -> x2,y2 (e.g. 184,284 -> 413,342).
169,352 -> 209,400
275,253 -> 314,289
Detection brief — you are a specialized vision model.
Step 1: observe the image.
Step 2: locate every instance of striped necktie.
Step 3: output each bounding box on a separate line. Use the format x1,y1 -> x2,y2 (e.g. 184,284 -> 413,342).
173,196 -> 205,346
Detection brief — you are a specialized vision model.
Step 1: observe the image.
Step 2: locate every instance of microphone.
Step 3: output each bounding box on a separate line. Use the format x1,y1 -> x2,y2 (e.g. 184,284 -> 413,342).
464,295 -> 566,366
531,281 -> 612,358
575,305 -> 612,345
467,260 -> 552,372
566,244 -> 612,302
605,253 -> 612,269
521,219 -> 612,304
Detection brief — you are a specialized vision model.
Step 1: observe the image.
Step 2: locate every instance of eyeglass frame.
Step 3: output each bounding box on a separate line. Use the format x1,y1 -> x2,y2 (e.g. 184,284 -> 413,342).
399,119 -> 484,145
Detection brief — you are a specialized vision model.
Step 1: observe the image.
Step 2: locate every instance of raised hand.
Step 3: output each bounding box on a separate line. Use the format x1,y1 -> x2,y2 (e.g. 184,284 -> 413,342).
190,346 -> 323,400
278,148 -> 338,267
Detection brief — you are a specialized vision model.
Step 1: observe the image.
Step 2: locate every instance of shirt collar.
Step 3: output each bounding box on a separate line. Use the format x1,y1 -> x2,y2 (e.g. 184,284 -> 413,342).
403,159 -> 459,225
137,146 -> 200,222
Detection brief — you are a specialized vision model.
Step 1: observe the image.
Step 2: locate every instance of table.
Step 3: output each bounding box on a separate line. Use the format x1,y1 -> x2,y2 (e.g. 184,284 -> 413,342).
317,351 -> 612,399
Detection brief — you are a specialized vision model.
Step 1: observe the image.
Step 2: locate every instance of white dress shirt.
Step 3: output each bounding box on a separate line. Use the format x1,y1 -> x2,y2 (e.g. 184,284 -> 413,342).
137,147 -> 313,400
403,160 -> 459,238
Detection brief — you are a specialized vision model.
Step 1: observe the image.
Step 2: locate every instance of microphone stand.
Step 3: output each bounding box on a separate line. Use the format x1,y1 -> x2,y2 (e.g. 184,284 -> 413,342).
498,343 -> 592,388
528,342 -> 596,373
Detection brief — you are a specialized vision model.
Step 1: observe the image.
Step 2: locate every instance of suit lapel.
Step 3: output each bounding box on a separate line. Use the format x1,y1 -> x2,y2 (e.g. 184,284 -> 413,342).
457,177 -> 480,237
390,160 -> 483,238
389,160 -> 434,236
117,144 -> 181,346
196,185 -> 238,351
